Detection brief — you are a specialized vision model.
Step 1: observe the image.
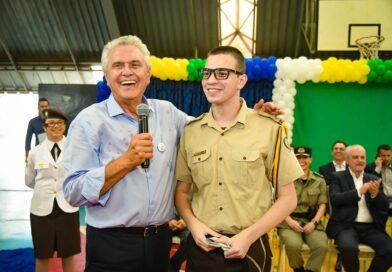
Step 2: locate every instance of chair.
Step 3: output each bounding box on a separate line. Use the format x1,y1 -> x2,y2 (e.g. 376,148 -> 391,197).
327,240 -> 375,272
387,215 -> 392,235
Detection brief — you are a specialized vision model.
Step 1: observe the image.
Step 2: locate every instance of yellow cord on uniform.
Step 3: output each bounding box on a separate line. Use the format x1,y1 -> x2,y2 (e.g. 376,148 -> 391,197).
269,123 -> 288,199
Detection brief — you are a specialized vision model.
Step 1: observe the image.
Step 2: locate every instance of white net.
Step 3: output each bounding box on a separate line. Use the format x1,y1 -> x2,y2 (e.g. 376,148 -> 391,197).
355,35 -> 385,60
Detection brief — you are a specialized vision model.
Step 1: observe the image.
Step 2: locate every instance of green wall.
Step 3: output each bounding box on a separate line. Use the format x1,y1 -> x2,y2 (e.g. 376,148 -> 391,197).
292,82 -> 392,172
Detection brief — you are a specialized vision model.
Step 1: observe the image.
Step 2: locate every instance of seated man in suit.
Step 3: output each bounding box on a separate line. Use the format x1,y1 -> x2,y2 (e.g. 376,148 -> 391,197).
365,144 -> 392,213
319,140 -> 348,185
326,145 -> 392,272
319,140 -> 348,271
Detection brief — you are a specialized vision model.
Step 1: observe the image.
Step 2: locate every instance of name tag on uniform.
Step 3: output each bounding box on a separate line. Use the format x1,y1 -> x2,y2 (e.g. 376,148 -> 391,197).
34,162 -> 49,169
193,150 -> 206,157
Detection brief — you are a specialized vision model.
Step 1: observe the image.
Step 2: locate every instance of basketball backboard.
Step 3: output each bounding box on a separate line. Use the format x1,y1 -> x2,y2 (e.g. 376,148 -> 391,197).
317,0 -> 392,51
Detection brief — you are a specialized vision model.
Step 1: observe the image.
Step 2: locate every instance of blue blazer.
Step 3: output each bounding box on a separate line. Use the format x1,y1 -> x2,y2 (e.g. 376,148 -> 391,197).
326,169 -> 389,239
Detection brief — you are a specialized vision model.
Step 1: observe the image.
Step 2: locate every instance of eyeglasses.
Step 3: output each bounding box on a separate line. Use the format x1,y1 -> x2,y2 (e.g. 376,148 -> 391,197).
198,68 -> 243,80
45,121 -> 65,127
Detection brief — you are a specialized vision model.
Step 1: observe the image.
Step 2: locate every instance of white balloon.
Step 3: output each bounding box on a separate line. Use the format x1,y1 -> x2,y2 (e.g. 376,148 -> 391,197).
277,86 -> 287,95
277,100 -> 286,108
288,101 -> 295,110
298,56 -> 308,63
288,87 -> 297,96
283,92 -> 293,102
286,122 -> 293,131
275,71 -> 283,79
286,116 -> 295,124
284,108 -> 293,116
273,79 -> 283,88
296,77 -> 306,84
283,79 -> 295,88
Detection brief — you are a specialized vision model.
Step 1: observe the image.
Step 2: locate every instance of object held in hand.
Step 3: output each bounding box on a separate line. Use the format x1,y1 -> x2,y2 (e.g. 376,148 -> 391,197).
206,237 -> 231,251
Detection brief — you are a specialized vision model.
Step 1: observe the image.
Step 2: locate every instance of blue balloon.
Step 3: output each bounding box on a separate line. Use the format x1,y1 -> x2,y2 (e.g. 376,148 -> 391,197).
267,56 -> 277,64
253,64 -> 262,80
260,59 -> 268,70
267,63 -> 277,80
96,76 -> 111,102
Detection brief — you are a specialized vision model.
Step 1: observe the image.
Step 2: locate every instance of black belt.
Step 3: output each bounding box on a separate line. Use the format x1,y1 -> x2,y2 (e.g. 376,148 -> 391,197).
354,222 -> 374,225
290,212 -> 309,219
88,223 -> 169,238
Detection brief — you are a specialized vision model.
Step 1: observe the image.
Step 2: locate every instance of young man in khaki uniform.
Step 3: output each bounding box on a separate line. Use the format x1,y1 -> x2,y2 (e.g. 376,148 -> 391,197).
278,147 -> 328,272
175,46 -> 303,272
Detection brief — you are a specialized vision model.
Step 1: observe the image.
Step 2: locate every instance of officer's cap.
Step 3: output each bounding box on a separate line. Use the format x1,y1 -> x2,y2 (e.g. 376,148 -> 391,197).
294,146 -> 312,157
42,108 -> 68,123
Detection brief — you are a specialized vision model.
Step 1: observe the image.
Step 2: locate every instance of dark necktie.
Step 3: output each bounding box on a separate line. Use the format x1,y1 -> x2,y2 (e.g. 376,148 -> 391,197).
51,143 -> 61,161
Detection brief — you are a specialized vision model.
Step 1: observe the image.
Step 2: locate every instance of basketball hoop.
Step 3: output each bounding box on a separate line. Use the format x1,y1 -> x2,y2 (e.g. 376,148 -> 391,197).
355,35 -> 385,60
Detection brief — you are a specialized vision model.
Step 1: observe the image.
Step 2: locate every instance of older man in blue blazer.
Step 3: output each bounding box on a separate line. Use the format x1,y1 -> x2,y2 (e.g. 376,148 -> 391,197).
326,145 -> 392,272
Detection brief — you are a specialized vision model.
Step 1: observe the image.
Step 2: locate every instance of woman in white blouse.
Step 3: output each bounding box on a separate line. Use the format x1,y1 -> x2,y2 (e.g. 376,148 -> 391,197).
25,108 -> 80,272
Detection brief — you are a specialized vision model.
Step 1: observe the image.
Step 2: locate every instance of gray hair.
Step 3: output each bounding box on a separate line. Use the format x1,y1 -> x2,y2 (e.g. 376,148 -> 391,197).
345,144 -> 366,157
101,35 -> 151,72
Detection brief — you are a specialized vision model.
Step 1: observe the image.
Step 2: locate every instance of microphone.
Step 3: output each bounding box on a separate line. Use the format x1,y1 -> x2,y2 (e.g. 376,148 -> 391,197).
136,103 -> 150,168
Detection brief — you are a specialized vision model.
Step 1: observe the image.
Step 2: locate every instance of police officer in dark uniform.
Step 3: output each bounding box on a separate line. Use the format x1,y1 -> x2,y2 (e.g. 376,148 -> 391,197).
278,147 -> 328,272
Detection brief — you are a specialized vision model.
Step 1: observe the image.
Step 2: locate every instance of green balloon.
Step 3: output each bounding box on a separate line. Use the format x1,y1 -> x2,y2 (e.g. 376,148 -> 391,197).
384,59 -> 392,70
376,64 -> 386,75
384,70 -> 392,82
367,71 -> 377,82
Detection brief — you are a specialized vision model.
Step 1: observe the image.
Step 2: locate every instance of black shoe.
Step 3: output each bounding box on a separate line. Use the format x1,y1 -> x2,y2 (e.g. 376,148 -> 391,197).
294,268 -> 305,272
335,254 -> 342,272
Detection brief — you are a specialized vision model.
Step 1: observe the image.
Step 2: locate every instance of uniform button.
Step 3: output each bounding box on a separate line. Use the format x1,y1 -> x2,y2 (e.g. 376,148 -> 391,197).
198,157 -> 201,161
219,157 -> 222,160
54,166 -> 58,169
219,207 -> 223,211
221,133 -> 224,136
54,179 -> 57,182
243,156 -> 246,160
219,182 -> 222,186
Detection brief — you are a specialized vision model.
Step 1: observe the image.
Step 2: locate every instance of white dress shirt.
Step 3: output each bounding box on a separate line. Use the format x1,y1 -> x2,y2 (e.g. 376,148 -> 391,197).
333,161 -> 346,172
349,169 -> 373,223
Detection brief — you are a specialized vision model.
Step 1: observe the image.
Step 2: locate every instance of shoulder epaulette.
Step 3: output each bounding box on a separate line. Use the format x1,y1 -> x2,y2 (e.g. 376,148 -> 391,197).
186,113 -> 207,126
257,111 -> 282,124
313,172 -> 324,178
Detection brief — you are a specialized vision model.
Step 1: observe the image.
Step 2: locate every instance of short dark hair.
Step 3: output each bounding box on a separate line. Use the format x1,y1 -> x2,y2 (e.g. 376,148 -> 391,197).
377,144 -> 391,154
207,46 -> 246,74
331,140 -> 348,150
38,98 -> 49,105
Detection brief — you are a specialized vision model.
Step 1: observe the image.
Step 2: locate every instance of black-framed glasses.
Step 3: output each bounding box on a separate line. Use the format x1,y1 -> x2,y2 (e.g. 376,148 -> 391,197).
198,68 -> 243,80
45,121 -> 65,127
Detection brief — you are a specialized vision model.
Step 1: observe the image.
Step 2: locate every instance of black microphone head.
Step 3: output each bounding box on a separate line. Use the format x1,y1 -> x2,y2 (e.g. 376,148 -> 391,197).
136,103 -> 150,117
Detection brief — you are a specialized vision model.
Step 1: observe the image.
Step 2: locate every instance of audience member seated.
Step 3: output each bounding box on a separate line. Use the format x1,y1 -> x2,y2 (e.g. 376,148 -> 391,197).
278,146 -> 328,272
326,145 -> 392,272
365,144 -> 392,214
319,140 -> 348,185
319,140 -> 347,271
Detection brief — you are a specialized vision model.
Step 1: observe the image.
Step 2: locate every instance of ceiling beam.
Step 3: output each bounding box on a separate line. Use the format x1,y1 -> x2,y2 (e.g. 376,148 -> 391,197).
100,0 -> 121,39
0,38 -> 30,92
50,0 -> 85,84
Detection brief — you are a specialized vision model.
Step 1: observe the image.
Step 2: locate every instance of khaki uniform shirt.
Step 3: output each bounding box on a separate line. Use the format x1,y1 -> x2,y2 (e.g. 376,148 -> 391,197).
176,100 -> 303,234
279,170 -> 328,230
